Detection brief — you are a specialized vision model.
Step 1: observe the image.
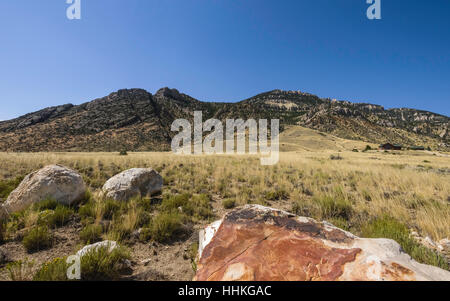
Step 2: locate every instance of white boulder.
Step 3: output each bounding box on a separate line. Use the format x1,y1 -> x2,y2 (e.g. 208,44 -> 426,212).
2,165 -> 86,216
102,168 -> 163,201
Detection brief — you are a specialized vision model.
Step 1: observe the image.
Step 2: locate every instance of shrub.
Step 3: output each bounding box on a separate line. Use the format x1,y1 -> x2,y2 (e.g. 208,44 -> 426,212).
119,150 -> 128,156
46,206 -> 74,228
0,221 -> 5,243
330,154 -> 343,160
80,224 -> 103,244
0,176 -> 24,199
160,193 -> 190,212
139,227 -> 153,242
363,145 -> 372,152
183,194 -> 214,220
148,212 -> 185,243
265,189 -> 289,201
161,193 -> 213,221
5,260 -> 35,281
315,195 -> 353,220
22,226 -> 53,253
291,201 -> 311,217
188,242 -> 199,272
80,246 -> 130,281
33,198 -> 59,211
222,199 -> 236,209
362,215 -> 449,270
352,149 -> 359,152
78,201 -> 96,220
102,199 -> 122,220
33,257 -> 69,281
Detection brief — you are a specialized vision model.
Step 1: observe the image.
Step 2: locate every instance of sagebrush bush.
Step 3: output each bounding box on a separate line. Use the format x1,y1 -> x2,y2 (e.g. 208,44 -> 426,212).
265,189 -> 289,201
314,195 -> 353,220
0,176 -> 23,199
78,201 -> 96,220
22,226 -> 53,253
0,221 -> 5,243
5,260 -> 35,281
222,199 -> 236,209
146,212 -> 186,243
33,198 -> 59,211
102,199 -> 122,220
362,215 -> 449,270
33,257 -> 69,281
161,193 -> 213,221
188,242 -> 199,272
46,205 -> 74,228
79,245 -> 130,281
80,224 -> 103,244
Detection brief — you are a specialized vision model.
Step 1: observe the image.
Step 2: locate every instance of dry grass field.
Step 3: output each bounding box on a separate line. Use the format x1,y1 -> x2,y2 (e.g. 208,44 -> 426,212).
0,127 -> 449,280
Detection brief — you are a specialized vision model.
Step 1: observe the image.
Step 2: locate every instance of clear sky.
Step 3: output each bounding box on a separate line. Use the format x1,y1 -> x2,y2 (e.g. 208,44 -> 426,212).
0,0 -> 449,121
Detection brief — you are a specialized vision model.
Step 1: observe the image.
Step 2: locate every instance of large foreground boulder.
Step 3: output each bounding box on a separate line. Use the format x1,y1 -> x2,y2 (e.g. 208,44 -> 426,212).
1,165 -> 86,216
194,205 -> 450,281
102,168 -> 163,201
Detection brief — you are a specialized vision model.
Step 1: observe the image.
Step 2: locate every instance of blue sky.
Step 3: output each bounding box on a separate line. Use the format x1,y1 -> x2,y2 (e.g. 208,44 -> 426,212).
0,0 -> 449,120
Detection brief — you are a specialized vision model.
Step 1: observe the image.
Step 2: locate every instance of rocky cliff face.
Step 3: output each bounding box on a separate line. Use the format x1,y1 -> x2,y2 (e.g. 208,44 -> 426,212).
0,88 -> 448,151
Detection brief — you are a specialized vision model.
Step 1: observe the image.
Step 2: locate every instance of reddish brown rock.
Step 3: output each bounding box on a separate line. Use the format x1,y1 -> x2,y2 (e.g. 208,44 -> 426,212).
194,205 -> 450,281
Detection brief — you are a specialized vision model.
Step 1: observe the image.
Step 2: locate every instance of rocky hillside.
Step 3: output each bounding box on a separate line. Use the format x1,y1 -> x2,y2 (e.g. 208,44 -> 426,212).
0,88 -> 448,152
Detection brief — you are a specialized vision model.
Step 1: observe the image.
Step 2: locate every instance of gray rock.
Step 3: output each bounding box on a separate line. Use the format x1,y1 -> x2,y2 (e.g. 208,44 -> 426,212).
3,165 -> 86,216
102,168 -> 163,201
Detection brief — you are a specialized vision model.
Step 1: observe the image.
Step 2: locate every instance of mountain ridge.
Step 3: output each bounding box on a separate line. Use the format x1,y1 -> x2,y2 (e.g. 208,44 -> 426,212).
0,87 -> 448,152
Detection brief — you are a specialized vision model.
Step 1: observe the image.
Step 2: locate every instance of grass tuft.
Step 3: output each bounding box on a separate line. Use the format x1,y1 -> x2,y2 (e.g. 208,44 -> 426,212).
362,215 -> 449,270
22,226 -> 53,253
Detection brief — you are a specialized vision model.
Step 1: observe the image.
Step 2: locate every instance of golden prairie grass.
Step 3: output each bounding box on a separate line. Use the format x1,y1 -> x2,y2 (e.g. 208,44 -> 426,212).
0,149 -> 449,242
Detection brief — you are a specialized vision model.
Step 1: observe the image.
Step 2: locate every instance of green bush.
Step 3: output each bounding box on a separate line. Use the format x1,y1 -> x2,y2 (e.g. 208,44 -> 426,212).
5,260 -> 35,281
315,195 -> 353,220
80,246 -> 130,281
188,242 -> 199,272
291,201 -> 311,217
0,221 -> 5,243
363,145 -> 372,152
183,194 -> 214,220
33,198 -> 59,212
264,189 -> 289,201
22,226 -> 53,253
160,193 -> 190,212
147,212 -> 185,243
222,199 -> 236,209
46,206 -> 74,228
34,246 -> 131,281
80,224 -> 103,244
161,193 -> 213,221
362,215 -> 449,270
329,154 -> 343,160
102,199 -> 122,220
0,176 -> 24,199
78,201 -> 96,220
139,227 -> 153,242
33,257 -> 69,281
